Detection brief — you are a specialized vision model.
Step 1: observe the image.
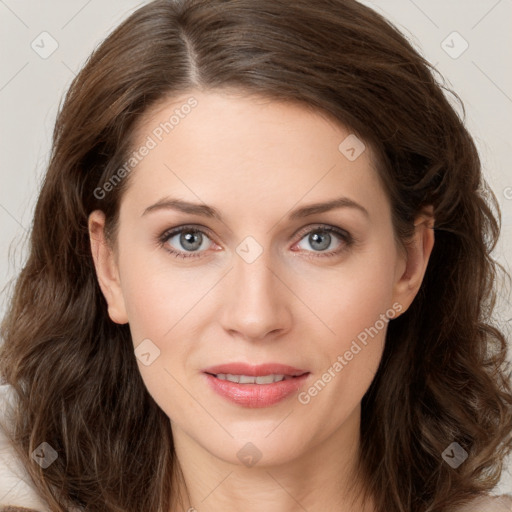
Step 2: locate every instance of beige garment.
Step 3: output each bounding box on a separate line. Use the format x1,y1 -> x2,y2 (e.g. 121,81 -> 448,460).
455,494 -> 512,511
0,385 -> 50,511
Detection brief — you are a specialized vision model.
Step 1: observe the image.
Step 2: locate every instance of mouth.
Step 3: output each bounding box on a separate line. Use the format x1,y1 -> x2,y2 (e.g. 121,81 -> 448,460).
203,362 -> 308,378
202,363 -> 310,408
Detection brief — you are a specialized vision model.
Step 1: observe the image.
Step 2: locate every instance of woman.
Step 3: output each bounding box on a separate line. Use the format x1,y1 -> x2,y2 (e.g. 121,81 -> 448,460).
1,0 -> 511,511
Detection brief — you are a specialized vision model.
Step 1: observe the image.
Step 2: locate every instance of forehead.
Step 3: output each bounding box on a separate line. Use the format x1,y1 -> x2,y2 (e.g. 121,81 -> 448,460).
121,89 -> 388,223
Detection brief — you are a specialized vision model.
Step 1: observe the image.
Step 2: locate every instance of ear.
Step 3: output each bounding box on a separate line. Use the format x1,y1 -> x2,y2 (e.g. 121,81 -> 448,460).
88,210 -> 129,324
392,206 -> 435,314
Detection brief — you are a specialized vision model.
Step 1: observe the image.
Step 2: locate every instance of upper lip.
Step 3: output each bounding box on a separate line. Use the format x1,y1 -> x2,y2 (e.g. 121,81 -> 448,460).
203,363 -> 309,377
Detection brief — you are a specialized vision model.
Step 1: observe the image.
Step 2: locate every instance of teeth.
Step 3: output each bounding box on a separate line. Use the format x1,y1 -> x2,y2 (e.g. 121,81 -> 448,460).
215,374 -> 286,384
255,375 -> 275,384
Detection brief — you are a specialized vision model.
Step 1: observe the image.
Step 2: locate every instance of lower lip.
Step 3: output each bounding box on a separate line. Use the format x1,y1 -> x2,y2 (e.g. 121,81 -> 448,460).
204,373 -> 310,408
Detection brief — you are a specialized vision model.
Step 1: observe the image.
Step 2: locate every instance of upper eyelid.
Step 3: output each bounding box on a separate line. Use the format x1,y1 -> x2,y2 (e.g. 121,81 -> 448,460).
161,224 -> 216,243
294,224 -> 350,239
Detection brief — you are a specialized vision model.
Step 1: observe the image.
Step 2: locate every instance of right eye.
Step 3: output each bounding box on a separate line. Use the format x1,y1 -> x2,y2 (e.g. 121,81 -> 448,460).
158,225 -> 216,259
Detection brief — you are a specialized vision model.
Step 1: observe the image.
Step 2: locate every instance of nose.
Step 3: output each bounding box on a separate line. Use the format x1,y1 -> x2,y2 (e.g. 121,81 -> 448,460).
219,247 -> 293,342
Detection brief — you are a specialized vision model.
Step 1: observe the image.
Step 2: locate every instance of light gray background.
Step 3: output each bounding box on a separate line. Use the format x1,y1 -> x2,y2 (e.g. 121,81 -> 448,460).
0,0 -> 511,495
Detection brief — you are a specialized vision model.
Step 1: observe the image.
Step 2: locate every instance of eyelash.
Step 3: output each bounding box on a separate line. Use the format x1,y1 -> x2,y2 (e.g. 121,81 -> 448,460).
157,224 -> 355,260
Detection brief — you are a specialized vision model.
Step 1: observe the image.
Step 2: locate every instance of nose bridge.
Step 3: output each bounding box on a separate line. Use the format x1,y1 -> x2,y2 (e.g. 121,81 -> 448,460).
234,238 -> 280,309
220,236 -> 290,339
235,244 -> 275,300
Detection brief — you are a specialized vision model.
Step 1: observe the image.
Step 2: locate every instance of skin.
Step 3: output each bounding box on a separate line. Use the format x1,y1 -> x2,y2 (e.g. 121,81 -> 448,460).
89,89 -> 434,512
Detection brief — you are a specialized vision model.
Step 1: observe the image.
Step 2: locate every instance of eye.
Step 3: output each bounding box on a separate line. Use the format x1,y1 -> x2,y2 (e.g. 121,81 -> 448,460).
158,224 -> 354,260
292,225 -> 353,257
158,225 -> 215,259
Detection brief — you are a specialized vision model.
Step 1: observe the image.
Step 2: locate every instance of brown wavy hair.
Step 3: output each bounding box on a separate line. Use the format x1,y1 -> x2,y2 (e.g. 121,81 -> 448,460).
1,0 -> 511,511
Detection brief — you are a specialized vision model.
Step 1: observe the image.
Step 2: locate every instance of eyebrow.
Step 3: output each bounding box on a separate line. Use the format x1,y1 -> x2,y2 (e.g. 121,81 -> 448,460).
142,196 -> 369,220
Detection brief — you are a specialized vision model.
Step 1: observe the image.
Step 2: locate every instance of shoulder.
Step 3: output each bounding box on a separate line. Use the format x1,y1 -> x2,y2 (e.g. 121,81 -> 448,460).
454,494 -> 512,511
0,384 -> 50,512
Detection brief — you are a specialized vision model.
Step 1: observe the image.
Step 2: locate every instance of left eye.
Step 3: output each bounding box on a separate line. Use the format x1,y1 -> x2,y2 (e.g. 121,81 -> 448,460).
294,226 -> 347,254
159,225 -> 351,259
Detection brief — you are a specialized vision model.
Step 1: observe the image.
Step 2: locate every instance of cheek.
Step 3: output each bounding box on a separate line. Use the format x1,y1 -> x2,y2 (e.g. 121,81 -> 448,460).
301,239 -> 398,344
115,228 -> 200,340
307,278 -> 391,389
120,269 -> 203,357
117,254 -> 200,421
299,237 -> 398,396
296,273 -> 394,431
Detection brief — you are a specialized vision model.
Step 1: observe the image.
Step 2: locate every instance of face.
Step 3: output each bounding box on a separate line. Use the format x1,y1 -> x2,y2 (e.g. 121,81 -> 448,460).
89,89 -> 432,468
